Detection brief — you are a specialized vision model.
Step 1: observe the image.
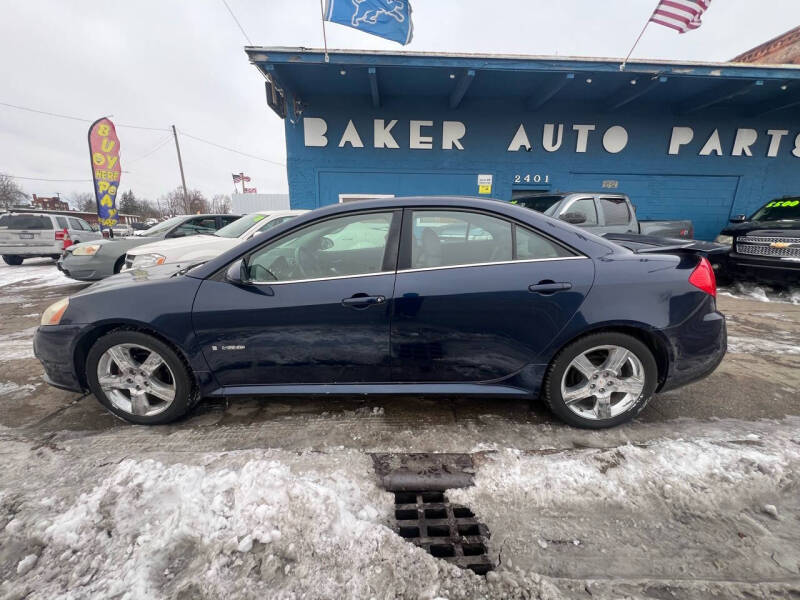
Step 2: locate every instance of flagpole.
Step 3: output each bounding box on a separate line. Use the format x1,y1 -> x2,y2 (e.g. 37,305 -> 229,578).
319,0 -> 330,63
620,8 -> 657,71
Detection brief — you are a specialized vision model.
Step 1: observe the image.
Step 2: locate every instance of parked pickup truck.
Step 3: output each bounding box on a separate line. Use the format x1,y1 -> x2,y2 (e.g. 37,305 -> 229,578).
511,192 -> 693,238
714,196 -> 800,285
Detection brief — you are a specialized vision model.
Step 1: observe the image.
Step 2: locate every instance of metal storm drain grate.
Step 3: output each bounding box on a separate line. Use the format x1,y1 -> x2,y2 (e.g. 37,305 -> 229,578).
393,490 -> 493,575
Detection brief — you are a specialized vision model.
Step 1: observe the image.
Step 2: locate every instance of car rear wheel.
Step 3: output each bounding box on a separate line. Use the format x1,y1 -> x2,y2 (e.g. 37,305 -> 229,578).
86,330 -> 196,424
2,255 -> 24,266
542,332 -> 657,429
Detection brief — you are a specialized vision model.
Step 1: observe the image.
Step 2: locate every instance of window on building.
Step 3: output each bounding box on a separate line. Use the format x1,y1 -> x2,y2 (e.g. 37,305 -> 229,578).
600,197 -> 631,226
565,198 -> 598,225
246,212 -> 393,283
410,210 -> 512,269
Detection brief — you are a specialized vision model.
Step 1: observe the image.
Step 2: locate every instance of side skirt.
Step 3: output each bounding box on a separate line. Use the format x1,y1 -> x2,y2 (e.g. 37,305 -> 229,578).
207,383 -> 534,398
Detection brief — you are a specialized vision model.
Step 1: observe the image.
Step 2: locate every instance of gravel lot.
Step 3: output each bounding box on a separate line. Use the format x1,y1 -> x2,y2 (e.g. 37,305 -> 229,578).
1,258 -> 799,599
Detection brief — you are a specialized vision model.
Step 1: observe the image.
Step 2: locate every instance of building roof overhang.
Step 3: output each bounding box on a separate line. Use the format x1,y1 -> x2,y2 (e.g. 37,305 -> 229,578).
246,47 -> 800,120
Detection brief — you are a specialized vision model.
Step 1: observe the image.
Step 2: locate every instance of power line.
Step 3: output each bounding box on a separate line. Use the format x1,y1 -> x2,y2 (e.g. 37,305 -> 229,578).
179,130 -> 285,166
127,134 -> 174,164
7,174 -> 93,182
219,0 -> 253,45
0,101 -> 169,131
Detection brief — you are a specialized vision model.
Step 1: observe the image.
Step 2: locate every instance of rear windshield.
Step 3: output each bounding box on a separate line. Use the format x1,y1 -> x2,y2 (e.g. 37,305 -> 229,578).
0,214 -> 54,230
750,198 -> 800,222
510,194 -> 565,215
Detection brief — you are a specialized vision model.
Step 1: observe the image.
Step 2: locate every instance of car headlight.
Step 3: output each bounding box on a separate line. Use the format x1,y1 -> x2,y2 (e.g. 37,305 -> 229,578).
41,297 -> 69,326
71,243 -> 102,256
714,235 -> 733,246
131,253 -> 166,268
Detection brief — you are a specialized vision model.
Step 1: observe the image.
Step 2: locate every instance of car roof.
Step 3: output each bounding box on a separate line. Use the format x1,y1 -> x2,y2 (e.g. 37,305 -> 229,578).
188,196 -> 621,280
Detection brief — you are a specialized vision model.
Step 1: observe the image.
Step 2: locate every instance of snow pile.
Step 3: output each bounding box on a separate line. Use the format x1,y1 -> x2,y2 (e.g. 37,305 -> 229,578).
0,327 -> 36,361
727,335 -> 800,355
1,452 -> 543,600
719,282 -> 800,305
0,260 -> 78,290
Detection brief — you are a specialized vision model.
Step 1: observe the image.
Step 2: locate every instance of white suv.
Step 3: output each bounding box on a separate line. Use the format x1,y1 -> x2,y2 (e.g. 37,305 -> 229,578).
125,210 -> 307,269
0,212 -> 102,265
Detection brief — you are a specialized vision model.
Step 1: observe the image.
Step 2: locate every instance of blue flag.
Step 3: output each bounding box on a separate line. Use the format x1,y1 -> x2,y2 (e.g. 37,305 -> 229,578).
325,0 -> 413,45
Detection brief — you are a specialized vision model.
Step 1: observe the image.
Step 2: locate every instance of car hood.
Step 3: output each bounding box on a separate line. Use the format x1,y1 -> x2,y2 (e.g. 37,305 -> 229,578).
721,220 -> 800,237
75,262 -> 190,295
126,234 -> 229,258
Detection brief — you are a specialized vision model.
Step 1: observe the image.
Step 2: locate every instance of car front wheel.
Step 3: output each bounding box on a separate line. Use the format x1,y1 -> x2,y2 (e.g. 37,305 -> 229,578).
86,330 -> 197,424
543,332 -> 658,429
2,255 -> 24,266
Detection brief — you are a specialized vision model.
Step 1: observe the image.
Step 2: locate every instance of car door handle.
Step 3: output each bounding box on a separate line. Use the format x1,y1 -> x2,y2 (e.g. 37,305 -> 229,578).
341,294 -> 386,309
528,281 -> 572,294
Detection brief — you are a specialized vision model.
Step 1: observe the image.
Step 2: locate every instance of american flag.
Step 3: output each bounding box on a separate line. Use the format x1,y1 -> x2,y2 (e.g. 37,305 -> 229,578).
243,187 -> 257,194
650,0 -> 711,33
231,173 -> 251,183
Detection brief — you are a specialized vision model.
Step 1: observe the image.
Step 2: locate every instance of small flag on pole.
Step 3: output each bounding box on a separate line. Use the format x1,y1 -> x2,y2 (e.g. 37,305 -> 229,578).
324,0 -> 413,45
650,0 -> 711,33
232,173 -> 251,183
243,187 -> 257,194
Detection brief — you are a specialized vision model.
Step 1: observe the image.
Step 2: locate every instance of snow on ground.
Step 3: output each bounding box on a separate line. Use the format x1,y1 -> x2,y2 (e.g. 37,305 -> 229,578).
719,282 -> 800,305
0,259 -> 77,290
0,327 -> 37,361
2,419 -> 800,600
728,334 -> 800,355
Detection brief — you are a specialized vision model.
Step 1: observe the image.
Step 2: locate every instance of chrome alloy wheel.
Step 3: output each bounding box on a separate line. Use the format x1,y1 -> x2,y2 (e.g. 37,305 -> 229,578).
96,343 -> 176,417
560,345 -> 646,421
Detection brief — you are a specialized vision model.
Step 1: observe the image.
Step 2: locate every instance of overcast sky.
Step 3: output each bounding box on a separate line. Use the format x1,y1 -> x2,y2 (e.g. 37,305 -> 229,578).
1,0 -> 798,205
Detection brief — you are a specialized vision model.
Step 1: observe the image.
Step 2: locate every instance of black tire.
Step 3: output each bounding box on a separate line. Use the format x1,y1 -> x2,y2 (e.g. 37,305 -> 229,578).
2,255 -> 24,266
113,255 -> 126,274
542,332 -> 658,429
86,330 -> 197,425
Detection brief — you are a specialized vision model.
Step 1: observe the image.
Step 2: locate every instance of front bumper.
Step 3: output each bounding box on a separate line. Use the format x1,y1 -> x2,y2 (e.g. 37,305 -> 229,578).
659,299 -> 727,393
33,325 -> 86,393
58,252 -> 114,281
725,253 -> 800,285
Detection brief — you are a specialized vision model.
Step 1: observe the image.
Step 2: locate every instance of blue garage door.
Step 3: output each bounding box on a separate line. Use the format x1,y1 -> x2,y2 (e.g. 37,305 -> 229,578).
317,171 -> 486,208
568,173 -> 740,241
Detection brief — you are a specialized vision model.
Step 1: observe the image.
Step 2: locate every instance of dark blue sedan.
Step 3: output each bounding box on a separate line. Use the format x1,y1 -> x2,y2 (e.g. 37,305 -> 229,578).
34,197 -> 726,428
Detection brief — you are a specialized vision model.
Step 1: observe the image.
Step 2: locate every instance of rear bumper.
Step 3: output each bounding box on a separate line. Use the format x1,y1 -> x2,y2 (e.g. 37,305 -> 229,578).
725,253 -> 800,285
659,299 -> 727,393
0,243 -> 61,256
33,325 -> 86,393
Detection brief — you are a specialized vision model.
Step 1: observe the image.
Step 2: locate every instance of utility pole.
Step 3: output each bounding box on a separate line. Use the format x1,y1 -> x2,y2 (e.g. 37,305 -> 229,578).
171,125 -> 189,211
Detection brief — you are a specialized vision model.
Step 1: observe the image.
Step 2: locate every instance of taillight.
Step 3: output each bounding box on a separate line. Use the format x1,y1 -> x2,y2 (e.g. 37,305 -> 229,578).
689,257 -> 716,297
55,228 -> 72,249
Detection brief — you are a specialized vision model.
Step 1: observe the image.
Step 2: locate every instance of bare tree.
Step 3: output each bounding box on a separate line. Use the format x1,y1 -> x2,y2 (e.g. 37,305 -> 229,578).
212,194 -> 232,214
69,192 -> 96,213
163,187 -> 210,215
0,174 -> 29,210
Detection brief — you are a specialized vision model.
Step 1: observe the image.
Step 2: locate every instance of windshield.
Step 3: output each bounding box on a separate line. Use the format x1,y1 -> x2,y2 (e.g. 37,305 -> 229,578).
510,195 -> 564,215
750,198 -> 800,222
0,214 -> 54,230
214,213 -> 269,239
138,216 -> 186,236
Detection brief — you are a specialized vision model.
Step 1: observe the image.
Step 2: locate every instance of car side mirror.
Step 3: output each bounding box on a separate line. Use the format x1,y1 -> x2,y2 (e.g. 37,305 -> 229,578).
561,212 -> 587,225
225,258 -> 249,284
729,214 -> 747,223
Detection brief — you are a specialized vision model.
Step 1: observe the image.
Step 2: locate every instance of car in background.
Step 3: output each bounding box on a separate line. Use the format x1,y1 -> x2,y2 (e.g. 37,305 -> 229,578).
111,223 -> 135,237
715,196 -> 800,285
0,212 -> 101,265
511,192 -> 694,238
34,196 -> 725,429
125,210 -> 307,269
58,213 -> 239,281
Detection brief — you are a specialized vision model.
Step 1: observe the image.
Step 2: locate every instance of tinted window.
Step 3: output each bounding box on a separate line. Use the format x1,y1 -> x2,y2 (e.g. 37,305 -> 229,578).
515,226 -> 576,260
214,214 -> 266,239
565,198 -> 598,225
246,212 -> 393,283
411,211 -> 512,269
173,217 -> 218,237
0,214 -> 54,230
600,197 -> 630,226
510,193 -> 565,214
56,216 -> 68,229
221,215 -> 239,226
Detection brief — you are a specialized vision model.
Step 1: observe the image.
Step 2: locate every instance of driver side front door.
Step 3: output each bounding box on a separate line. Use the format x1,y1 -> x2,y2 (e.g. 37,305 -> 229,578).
191,210 -> 400,388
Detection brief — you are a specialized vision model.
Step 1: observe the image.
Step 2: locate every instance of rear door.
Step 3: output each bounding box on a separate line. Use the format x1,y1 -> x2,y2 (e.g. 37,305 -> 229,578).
192,209 -> 401,386
391,209 -> 595,383
0,214 -> 56,253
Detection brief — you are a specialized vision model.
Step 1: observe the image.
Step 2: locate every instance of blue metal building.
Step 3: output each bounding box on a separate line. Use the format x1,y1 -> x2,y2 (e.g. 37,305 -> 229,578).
246,47 -> 800,240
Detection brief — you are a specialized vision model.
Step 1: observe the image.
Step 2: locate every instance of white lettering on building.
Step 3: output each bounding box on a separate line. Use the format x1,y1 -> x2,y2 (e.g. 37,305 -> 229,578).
766,129 -> 788,158
602,126 -> 628,154
303,117 -> 328,147
542,123 -> 563,152
669,127 -> 694,155
699,129 -> 723,156
732,128 -> 758,156
507,124 -> 531,151
374,119 -> 399,149
338,120 -> 364,148
572,124 -> 596,153
409,120 -> 433,149
442,121 -> 466,150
